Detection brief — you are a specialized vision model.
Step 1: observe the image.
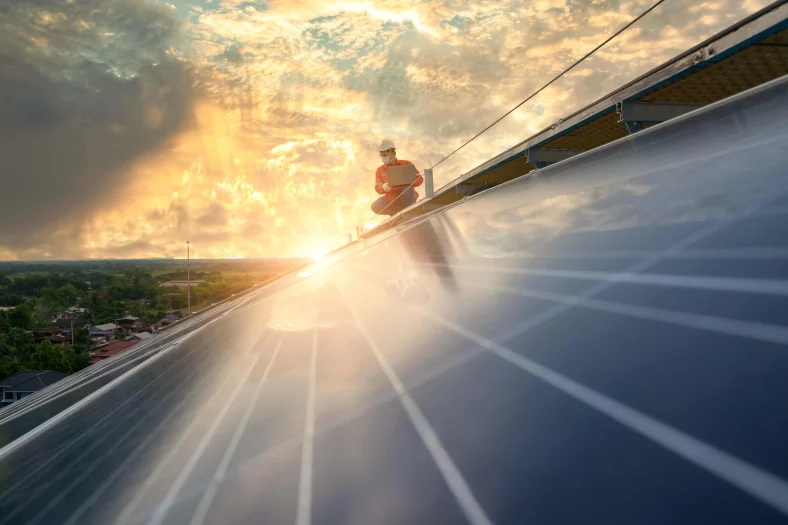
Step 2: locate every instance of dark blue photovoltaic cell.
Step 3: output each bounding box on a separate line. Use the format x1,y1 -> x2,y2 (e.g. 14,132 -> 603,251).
0,76 -> 787,525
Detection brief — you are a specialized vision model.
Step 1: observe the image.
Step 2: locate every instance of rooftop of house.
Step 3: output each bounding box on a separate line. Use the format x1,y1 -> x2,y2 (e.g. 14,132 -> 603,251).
0,370 -> 69,392
88,340 -> 140,364
127,331 -> 153,341
34,327 -> 64,335
55,318 -> 90,329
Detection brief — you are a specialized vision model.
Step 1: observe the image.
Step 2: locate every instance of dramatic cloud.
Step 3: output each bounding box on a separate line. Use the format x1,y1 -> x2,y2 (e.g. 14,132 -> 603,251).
0,0 -> 774,259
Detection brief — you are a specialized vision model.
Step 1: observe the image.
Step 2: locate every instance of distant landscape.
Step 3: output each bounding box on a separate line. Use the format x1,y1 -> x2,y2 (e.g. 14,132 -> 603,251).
0,258 -> 305,379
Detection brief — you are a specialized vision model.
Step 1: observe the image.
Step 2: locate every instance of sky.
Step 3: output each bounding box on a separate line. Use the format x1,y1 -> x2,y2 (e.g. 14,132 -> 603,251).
0,0 -> 773,260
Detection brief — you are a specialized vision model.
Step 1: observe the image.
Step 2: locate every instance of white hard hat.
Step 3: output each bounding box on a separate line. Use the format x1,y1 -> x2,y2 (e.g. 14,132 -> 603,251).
378,139 -> 396,151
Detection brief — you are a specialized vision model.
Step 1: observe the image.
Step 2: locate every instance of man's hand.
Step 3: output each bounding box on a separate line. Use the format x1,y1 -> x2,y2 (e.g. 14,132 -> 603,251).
382,182 -> 391,192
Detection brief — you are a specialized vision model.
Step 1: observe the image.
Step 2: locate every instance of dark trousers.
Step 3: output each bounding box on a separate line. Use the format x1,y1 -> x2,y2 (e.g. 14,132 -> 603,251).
371,187 -> 416,216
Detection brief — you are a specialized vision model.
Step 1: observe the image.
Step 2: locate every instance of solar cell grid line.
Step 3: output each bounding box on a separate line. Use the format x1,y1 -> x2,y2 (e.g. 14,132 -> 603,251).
478,187 -> 788,347
187,338 -> 284,525
0,340 -> 169,426
146,353 -> 262,525
18,336 -> 237,525
115,342 -> 493,522
492,248 -> 788,260
62,329 -> 277,525
0,315 -> 229,438
340,290 -> 494,525
417,308 -> 788,518
296,329 -> 318,525
56,339 -> 273,525
0,334 -> 226,523
427,264 -> 788,298
111,338 -> 266,525
0,319 -> 232,491
0,344 -> 214,503
470,283 -> 788,346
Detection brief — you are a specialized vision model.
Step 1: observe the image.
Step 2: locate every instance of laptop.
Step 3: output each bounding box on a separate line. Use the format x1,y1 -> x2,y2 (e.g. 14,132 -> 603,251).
386,164 -> 418,187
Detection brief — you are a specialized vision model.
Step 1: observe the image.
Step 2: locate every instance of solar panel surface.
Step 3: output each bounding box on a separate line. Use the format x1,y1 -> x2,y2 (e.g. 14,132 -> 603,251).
0,76 -> 787,524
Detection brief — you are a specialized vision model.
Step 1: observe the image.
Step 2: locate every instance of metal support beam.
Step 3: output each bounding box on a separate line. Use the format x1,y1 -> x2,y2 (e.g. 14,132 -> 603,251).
455,184 -> 489,196
617,101 -> 704,134
423,168 -> 434,198
525,148 -> 585,168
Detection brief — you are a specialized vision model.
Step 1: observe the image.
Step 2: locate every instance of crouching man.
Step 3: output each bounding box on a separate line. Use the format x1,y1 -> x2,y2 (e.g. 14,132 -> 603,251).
371,139 -> 423,216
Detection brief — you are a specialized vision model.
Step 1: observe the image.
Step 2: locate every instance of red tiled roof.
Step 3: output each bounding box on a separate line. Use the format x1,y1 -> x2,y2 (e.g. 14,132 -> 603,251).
35,327 -> 64,335
88,340 -> 140,364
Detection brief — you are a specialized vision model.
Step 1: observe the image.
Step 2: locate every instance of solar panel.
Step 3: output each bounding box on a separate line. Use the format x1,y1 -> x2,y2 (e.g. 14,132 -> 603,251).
0,76 -> 787,524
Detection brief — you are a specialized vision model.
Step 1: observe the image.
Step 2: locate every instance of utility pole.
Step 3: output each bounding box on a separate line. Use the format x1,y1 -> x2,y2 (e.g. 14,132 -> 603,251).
71,320 -> 75,346
187,240 -> 191,317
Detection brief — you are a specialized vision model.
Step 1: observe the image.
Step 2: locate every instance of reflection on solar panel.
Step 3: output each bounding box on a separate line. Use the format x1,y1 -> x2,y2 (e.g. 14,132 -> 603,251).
1,64 -> 788,525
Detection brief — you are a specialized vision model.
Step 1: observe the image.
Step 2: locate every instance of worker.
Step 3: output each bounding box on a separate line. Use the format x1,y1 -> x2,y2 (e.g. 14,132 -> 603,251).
371,139 -> 423,216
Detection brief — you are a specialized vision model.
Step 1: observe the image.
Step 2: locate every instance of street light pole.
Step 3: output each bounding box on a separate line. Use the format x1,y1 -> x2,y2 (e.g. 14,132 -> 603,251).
187,240 -> 191,317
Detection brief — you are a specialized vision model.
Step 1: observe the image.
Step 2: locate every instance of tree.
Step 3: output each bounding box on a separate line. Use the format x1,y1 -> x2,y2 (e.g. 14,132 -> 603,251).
58,284 -> 79,307
27,340 -> 72,374
0,354 -> 21,380
74,326 -> 92,347
8,304 -> 34,330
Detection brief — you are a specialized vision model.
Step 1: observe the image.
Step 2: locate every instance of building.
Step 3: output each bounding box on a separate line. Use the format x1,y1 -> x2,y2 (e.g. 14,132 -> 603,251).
116,316 -> 142,330
38,335 -> 69,346
89,328 -> 115,345
126,331 -> 154,343
88,340 -> 140,365
32,326 -> 64,343
53,311 -> 75,320
93,323 -> 118,332
55,318 -> 90,330
159,313 -> 180,326
0,370 -> 69,406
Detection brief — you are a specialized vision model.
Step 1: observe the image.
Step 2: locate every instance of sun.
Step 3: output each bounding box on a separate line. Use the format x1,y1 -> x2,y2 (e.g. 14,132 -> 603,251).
310,248 -> 329,261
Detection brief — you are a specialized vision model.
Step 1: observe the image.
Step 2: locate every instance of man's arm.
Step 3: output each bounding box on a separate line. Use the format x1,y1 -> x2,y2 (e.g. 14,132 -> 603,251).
406,161 -> 424,188
375,169 -> 389,194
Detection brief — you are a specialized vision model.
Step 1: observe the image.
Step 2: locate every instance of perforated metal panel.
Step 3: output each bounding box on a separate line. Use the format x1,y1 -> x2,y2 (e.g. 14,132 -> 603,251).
472,155 -> 534,186
640,29 -> 788,104
538,111 -> 629,151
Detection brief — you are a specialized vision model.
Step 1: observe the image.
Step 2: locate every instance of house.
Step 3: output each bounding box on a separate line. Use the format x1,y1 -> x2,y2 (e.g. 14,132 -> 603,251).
88,340 -> 140,364
126,331 -> 154,343
0,370 -> 69,406
116,316 -> 142,330
55,318 -> 90,330
160,313 -> 179,326
54,311 -> 75,320
93,323 -> 118,332
32,326 -> 64,343
38,335 -> 69,346
88,328 -> 115,345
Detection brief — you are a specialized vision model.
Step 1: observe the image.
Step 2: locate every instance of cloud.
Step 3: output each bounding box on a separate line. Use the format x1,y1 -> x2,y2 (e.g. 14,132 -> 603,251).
0,0 -> 195,255
0,0 -> 775,259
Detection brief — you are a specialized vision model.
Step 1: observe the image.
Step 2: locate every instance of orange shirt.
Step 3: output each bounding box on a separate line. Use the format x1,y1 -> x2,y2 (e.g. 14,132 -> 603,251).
375,159 -> 423,201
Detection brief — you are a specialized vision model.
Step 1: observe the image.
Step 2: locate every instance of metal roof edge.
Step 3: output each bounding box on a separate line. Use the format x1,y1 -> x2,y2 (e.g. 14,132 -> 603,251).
432,0 -> 788,191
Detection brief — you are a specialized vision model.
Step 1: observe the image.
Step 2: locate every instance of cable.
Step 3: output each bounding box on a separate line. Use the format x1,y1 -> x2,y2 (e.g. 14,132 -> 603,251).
429,0 -> 669,171
361,0 -> 668,233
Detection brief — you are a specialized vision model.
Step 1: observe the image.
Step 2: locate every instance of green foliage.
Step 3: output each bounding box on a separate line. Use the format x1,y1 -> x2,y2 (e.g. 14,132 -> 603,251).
27,340 -> 73,374
74,326 -> 92,346
0,259 -> 304,382
8,304 -> 34,330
